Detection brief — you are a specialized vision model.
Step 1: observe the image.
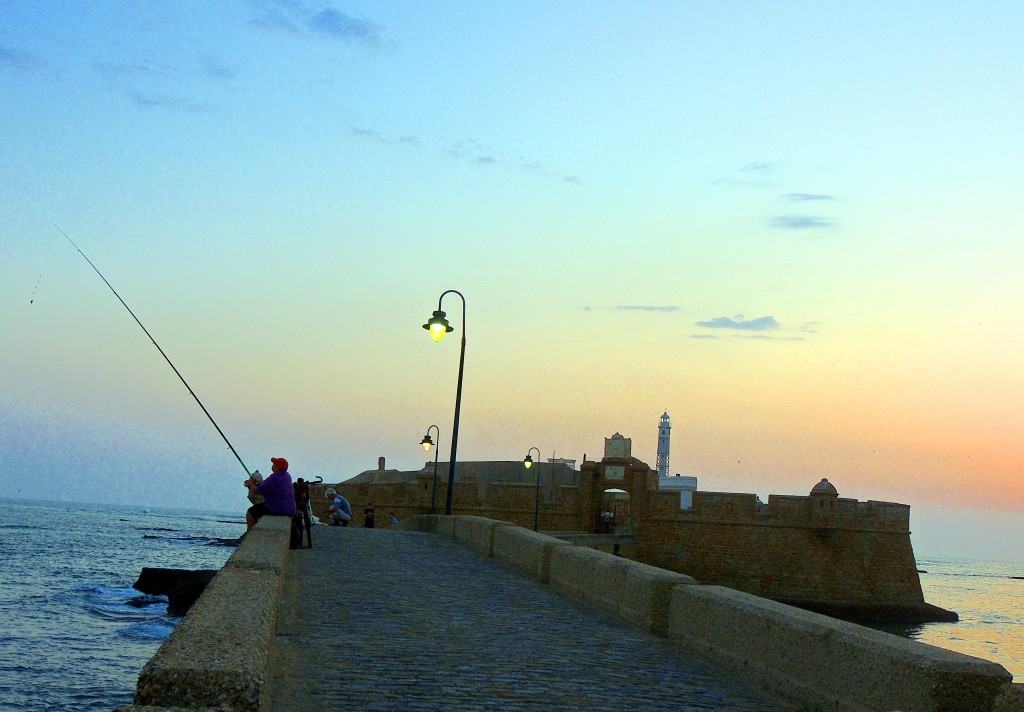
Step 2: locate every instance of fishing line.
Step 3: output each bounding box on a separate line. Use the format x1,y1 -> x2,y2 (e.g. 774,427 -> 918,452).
52,222 -> 252,478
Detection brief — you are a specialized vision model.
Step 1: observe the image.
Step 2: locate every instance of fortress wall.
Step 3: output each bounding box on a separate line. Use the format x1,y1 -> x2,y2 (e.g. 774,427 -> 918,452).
637,514 -> 925,607
636,487 -> 923,609
312,480 -> 429,525
764,495 -> 911,532
316,479 -> 580,532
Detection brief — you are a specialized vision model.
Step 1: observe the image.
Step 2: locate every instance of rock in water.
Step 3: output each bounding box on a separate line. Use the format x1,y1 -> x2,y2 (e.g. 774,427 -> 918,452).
133,567 -> 218,616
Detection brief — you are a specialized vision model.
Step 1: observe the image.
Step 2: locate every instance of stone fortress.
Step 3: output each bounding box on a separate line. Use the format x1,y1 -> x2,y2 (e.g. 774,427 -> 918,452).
312,415 -> 955,623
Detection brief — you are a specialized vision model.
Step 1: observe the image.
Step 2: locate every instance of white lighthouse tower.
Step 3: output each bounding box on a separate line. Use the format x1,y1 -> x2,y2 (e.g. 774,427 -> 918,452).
656,411 -> 671,478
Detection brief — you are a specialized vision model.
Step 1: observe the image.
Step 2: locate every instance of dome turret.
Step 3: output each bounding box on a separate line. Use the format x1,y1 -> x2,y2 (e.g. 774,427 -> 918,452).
810,478 -> 839,497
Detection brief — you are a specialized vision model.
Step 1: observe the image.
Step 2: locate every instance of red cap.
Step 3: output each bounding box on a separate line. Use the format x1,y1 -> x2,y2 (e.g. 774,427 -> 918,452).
271,457 -> 289,471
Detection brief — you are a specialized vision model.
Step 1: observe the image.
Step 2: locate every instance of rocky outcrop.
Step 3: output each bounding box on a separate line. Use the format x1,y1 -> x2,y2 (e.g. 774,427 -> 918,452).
133,568 -> 218,616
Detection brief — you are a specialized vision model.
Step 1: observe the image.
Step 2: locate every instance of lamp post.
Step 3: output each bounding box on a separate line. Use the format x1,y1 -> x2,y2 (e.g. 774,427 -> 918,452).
524,447 -> 541,532
420,425 -> 440,515
423,289 -> 466,516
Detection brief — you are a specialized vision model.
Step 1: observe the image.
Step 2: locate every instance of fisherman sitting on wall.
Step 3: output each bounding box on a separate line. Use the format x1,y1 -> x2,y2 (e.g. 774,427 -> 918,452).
325,489 -> 352,526
245,457 -> 297,530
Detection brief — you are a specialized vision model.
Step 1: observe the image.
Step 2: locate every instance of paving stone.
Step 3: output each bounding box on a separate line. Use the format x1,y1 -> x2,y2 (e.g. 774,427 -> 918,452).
265,527 -> 789,711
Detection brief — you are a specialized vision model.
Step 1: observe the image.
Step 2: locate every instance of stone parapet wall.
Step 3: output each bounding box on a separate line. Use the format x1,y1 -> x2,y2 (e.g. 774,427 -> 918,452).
451,515 -> 513,557
548,545 -> 696,637
126,516 -> 291,712
669,584 -> 1013,711
492,525 -> 572,583
440,516 -> 1020,711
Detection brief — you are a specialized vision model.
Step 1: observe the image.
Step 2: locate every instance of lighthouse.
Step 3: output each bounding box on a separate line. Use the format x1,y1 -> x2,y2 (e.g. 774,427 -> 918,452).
656,411 -> 671,478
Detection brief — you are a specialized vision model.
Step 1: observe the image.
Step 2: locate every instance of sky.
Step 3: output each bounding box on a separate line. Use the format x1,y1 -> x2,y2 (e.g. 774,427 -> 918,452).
2,1 -> 1023,561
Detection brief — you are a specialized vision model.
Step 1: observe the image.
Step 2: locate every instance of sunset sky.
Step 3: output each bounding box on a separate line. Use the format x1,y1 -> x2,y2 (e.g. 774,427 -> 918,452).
3,2 -> 1022,561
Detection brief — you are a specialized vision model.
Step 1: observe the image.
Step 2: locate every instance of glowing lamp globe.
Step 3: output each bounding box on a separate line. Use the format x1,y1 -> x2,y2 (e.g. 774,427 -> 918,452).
423,310 -> 453,342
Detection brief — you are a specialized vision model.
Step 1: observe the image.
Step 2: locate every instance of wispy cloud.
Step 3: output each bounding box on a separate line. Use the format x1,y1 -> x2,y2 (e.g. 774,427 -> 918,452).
739,334 -> 807,341
768,215 -> 836,230
94,56 -> 235,110
801,321 -> 822,333
616,305 -> 680,312
689,334 -> 720,340
581,305 -> 680,313
309,9 -> 381,43
696,315 -> 779,331
443,137 -> 580,184
351,127 -> 419,145
0,46 -> 43,72
126,90 -> 208,112
203,58 -> 236,81
249,9 -> 301,33
93,61 -> 170,78
713,161 -> 778,188
250,1 -> 392,48
784,193 -> 838,202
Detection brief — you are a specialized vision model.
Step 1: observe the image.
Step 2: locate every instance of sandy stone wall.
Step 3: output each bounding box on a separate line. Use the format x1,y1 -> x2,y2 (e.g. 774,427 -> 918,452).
311,477 -> 581,532
636,490 -> 926,611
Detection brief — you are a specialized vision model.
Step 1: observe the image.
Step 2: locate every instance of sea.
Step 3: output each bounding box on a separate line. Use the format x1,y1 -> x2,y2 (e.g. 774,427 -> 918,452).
0,499 -> 1021,711
0,499 -> 242,711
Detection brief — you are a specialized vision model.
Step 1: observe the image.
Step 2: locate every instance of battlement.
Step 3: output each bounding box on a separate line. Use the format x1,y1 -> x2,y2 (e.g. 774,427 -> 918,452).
645,489 -> 910,533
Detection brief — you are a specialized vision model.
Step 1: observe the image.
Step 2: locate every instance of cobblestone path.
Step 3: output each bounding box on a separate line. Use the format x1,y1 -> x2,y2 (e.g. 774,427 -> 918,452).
265,527 -> 787,711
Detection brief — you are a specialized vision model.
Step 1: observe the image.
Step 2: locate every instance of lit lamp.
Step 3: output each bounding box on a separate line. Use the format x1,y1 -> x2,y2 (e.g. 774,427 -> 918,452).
424,310 -> 453,342
524,447 -> 541,532
422,290 -> 466,516
421,425 -> 440,515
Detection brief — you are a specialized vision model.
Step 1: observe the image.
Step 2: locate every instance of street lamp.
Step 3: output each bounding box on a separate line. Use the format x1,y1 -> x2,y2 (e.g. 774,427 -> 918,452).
421,425 -> 440,515
524,447 -> 541,532
422,289 -> 466,516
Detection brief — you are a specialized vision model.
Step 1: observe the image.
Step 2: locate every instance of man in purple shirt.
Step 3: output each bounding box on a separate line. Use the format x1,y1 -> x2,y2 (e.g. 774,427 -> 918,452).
245,457 -> 297,530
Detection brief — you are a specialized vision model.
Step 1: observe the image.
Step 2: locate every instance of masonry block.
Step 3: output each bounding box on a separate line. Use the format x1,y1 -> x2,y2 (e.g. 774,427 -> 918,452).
436,515 -> 456,538
668,584 -> 1013,711
492,526 -> 571,583
135,566 -> 282,711
392,515 -> 439,533
549,546 -> 696,636
133,516 -> 289,711
452,515 -> 514,557
224,516 -> 290,574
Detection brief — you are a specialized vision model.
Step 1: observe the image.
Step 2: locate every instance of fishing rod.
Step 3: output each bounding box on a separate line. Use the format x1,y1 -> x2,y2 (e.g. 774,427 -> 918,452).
52,222 -> 252,478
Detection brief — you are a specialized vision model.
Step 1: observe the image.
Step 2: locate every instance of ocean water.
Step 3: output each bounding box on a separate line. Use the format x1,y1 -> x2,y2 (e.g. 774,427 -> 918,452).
0,501 -> 1021,711
0,499 -> 241,711
909,556 -> 1024,681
